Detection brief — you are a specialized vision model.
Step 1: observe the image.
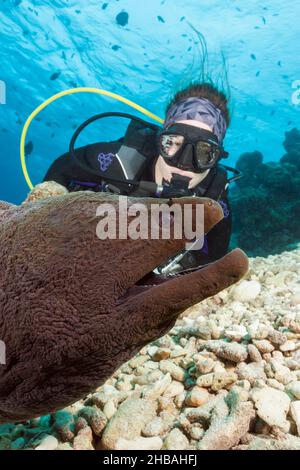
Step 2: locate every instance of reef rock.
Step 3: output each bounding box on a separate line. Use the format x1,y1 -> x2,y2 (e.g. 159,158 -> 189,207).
250,387 -> 291,432
101,398 -> 157,449
197,392 -> 254,450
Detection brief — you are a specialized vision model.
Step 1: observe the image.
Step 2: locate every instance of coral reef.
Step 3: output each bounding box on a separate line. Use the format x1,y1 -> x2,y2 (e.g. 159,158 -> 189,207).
230,127 -> 300,256
24,181 -> 68,203
1,245 -> 300,450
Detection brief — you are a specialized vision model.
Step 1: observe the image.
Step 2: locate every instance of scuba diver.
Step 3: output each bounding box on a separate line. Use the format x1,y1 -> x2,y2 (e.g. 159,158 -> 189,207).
44,82 -> 241,273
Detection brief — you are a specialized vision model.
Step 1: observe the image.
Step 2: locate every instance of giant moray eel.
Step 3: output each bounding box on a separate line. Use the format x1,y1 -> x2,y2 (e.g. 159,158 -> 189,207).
0,192 -> 248,422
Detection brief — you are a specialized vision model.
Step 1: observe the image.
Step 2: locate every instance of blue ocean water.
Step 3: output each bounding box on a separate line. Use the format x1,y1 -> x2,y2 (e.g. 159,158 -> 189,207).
0,0 -> 299,206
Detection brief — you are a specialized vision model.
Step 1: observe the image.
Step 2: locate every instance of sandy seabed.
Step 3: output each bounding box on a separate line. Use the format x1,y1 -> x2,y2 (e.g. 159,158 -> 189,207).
1,245 -> 300,450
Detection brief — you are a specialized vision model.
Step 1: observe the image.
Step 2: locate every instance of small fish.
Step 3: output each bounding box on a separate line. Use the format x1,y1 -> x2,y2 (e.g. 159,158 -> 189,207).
61,51 -> 67,61
112,45 -> 121,51
256,71 -> 260,76
277,60 -> 282,67
50,72 -> 61,81
262,16 -> 266,24
180,16 -> 185,22
69,81 -> 77,88
251,54 -> 256,60
287,121 -> 292,125
157,16 -> 165,23
102,3 -> 108,10
25,141 -> 33,157
116,11 -> 129,27
75,10 -> 81,14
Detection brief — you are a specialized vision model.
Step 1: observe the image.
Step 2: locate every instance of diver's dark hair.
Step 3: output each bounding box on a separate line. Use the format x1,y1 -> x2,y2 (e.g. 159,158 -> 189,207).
166,27 -> 232,127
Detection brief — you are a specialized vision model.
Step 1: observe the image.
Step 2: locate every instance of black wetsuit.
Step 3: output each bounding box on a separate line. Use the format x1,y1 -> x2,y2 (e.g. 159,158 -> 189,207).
44,140 -> 232,268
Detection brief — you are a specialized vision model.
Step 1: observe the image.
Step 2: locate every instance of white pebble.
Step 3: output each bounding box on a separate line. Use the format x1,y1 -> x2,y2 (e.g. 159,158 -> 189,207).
35,435 -> 58,451
232,280 -> 261,302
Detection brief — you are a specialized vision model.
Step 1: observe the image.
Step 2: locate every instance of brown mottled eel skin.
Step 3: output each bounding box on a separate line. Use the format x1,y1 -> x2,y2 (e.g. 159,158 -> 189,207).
0,192 -> 248,422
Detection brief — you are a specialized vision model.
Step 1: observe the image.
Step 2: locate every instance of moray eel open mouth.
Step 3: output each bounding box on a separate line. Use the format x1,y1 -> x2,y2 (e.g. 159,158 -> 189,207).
126,264 -> 206,297
140,263 -> 206,284
0,191 -> 248,422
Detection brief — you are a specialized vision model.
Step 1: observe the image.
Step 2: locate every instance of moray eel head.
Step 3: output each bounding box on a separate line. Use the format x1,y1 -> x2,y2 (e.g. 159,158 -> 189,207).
0,192 -> 248,422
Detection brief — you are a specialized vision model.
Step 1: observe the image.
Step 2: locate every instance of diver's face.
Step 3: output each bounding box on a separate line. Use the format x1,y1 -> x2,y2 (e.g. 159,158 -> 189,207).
155,119 -> 213,189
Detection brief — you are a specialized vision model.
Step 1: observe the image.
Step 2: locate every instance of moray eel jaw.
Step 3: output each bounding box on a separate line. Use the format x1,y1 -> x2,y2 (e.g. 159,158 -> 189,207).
0,192 -> 248,422
116,248 -> 248,349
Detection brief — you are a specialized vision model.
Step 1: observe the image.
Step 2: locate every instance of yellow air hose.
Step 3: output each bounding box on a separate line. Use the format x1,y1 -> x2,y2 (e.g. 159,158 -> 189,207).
20,87 -> 164,190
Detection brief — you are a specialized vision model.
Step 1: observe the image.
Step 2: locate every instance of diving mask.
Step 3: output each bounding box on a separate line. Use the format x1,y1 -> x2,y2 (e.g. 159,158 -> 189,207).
158,123 -> 228,173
